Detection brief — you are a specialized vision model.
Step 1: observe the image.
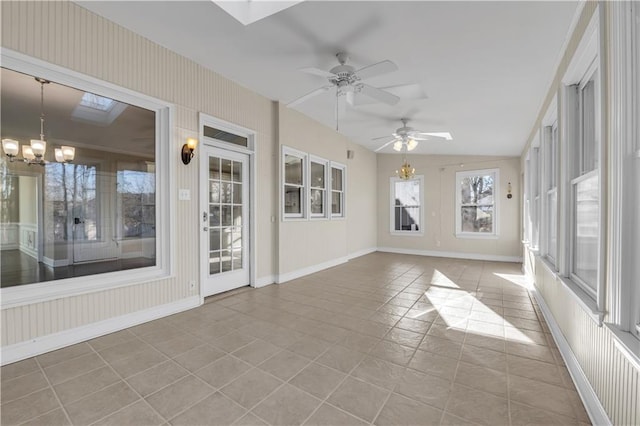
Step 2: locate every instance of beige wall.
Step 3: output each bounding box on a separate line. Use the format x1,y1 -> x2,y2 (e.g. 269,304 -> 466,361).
377,154 -> 521,259
18,176 -> 37,225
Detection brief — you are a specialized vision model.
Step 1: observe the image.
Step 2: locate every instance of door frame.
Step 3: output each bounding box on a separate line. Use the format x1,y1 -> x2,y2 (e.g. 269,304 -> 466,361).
198,113 -> 257,302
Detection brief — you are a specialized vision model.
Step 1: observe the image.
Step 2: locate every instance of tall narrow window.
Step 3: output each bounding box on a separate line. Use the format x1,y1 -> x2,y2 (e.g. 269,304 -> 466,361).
331,163 -> 345,218
456,169 -> 499,237
545,122 -> 558,264
390,176 -> 423,234
531,147 -> 540,248
282,148 -> 306,219
309,158 -> 327,218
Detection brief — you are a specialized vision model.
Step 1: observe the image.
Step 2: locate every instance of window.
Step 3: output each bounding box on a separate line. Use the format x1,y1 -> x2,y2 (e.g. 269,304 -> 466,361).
0,60 -> 170,304
390,176 -> 423,234
282,148 -> 306,219
456,169 -> 499,237
309,157 -> 328,218
531,146 -> 540,248
544,121 -> 559,264
330,163 -> 345,218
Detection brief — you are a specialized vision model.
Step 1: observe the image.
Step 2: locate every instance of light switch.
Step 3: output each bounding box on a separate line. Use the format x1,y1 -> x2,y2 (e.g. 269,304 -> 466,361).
178,189 -> 191,201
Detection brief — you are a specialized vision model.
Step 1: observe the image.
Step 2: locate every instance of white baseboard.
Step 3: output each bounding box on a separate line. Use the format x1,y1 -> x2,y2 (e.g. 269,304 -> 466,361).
532,290 -> 612,426
277,256 -> 348,284
346,246 -> 378,260
377,247 -> 522,263
42,256 -> 69,268
254,275 -> 275,288
0,296 -> 201,366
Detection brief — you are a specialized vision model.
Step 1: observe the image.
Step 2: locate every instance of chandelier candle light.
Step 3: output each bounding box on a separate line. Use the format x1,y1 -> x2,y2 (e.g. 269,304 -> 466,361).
2,77 -> 75,165
396,155 -> 415,180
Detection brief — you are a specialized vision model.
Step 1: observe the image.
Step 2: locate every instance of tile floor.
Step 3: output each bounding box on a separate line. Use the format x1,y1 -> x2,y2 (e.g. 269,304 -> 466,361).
1,253 -> 591,425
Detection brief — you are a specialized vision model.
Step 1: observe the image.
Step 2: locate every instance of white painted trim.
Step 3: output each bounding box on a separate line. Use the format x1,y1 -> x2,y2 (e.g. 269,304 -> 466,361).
455,168 -> 500,238
605,323 -> 640,373
377,247 -> 522,263
389,175 -> 425,235
277,256 -> 348,284
346,247 -> 377,261
0,296 -> 201,366
41,256 -> 69,268
255,275 -> 275,288
532,289 -> 612,426
281,146 -> 308,220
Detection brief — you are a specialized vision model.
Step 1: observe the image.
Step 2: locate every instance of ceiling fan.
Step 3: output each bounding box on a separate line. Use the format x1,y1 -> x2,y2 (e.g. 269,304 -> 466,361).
374,118 -> 453,152
287,52 -> 401,108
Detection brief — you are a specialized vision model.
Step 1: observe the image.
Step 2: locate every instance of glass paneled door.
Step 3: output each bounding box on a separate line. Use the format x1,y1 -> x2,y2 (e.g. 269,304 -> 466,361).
201,146 -> 250,296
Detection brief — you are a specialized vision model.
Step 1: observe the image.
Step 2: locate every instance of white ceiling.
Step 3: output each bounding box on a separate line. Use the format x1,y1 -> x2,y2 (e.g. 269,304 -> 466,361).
77,0 -> 579,156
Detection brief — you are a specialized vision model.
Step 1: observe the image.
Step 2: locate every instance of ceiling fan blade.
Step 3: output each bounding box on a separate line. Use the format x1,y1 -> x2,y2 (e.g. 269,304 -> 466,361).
346,91 -> 355,106
374,139 -> 396,152
300,67 -> 336,78
372,134 -> 398,141
411,132 -> 453,141
359,84 -> 400,105
287,85 -> 333,107
355,60 -> 398,80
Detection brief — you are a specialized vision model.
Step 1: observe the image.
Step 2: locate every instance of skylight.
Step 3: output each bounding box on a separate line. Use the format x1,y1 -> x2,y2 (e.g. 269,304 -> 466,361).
80,92 -> 116,111
212,0 -> 304,26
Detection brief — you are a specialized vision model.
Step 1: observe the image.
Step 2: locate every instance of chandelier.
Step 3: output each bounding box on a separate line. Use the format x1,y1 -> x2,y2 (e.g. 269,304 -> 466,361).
2,77 -> 75,165
396,157 -> 415,180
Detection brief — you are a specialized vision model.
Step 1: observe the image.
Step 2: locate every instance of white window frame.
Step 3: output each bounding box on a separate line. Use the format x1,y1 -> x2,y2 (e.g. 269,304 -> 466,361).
309,155 -> 329,220
0,48 -> 174,309
390,175 -> 424,236
541,97 -> 559,267
455,168 -> 500,239
330,162 -> 346,219
281,146 -> 307,220
530,143 -> 541,249
558,6 -> 606,320
523,159 -> 531,244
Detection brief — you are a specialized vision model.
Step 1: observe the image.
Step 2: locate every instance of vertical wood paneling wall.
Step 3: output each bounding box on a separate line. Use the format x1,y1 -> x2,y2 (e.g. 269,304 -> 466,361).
0,0 -> 277,346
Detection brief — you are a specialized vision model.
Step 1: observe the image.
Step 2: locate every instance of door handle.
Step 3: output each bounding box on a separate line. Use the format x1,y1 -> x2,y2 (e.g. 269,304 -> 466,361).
203,226 -> 208,232
74,217 -> 84,225
203,211 -> 207,222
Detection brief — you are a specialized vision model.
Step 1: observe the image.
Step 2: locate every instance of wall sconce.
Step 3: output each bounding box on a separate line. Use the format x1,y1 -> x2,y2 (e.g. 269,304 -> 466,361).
181,137 -> 198,165
507,182 -> 513,199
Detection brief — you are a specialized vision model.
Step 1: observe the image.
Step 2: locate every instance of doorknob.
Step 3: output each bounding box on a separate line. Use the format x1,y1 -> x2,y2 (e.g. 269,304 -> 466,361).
74,217 -> 84,225
203,226 -> 208,232
203,211 -> 207,222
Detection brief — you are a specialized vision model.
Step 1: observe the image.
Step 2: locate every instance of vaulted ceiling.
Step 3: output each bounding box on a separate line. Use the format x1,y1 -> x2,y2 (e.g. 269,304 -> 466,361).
75,1 -> 578,156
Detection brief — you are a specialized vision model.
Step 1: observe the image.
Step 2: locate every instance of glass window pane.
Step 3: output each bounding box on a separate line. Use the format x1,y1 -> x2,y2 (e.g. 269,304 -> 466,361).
209,205 -> 220,226
395,180 -> 419,207
548,190 -> 557,261
233,183 -> 242,205
395,206 -> 420,231
221,250 -> 232,272
233,206 -> 242,227
232,249 -> 242,270
461,206 -> 494,233
573,175 -> 599,290
209,229 -> 220,251
232,228 -> 242,249
221,159 -> 232,181
332,167 -> 343,191
311,189 -> 324,214
209,157 -> 220,180
285,154 -> 303,185
284,185 -> 301,214
221,227 -> 232,251
209,251 -> 221,275
332,192 -> 342,215
581,80 -> 597,173
220,182 -> 231,204
209,181 -> 220,203
311,162 -> 325,188
203,125 -> 248,147
461,175 -> 494,205
221,206 -> 232,226
232,161 -> 242,183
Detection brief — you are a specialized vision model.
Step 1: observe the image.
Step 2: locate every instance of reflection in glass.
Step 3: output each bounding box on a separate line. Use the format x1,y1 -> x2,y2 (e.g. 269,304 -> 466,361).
284,185 -> 301,214
461,206 -> 494,233
311,189 -> 323,214
285,155 -> 303,185
209,157 -> 220,179
332,167 -> 343,191
332,192 -> 342,215
232,161 -> 242,182
573,175 -> 598,291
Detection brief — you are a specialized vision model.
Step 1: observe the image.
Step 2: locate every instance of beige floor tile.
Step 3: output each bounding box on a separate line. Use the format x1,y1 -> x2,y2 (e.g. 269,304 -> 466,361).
454,361 -> 508,398
258,350 -> 311,381
394,368 -> 452,410
439,412 -> 479,426
338,332 -> 380,353
374,393 -> 443,426
304,403 -> 368,425
54,366 -> 120,404
152,334 -> 205,358
138,326 -> 184,346
427,323 -> 466,343
567,389 -> 591,423
94,400 -> 165,426
327,377 -> 389,423
173,344 -> 225,372
408,349 -> 458,380
221,368 -> 282,409
287,335 -> 333,359
170,392 -> 246,425
316,345 -> 366,373
383,327 -> 425,348
419,335 -> 463,359
506,341 -> 555,364
195,355 -> 252,388
290,362 -> 346,399
510,400 -> 579,426
0,358 -> 40,382
88,330 -> 137,352
20,408 -> 70,426
460,345 -> 506,372
36,343 -> 93,368
232,339 -> 282,365
509,375 -> 575,418
212,331 -> 256,352
394,317 -> 432,334
445,384 -> 509,425
507,353 -> 563,386
145,375 -> 213,419
351,356 -> 405,390
0,370 -> 49,403
463,333 -> 506,353
252,383 -> 321,425
65,382 -> 139,425
369,340 -> 416,366
98,338 -> 155,364
109,346 -> 168,378
233,412 -> 269,426
126,360 -> 188,396
44,352 -> 106,385
505,326 -> 548,346
0,388 -> 60,425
